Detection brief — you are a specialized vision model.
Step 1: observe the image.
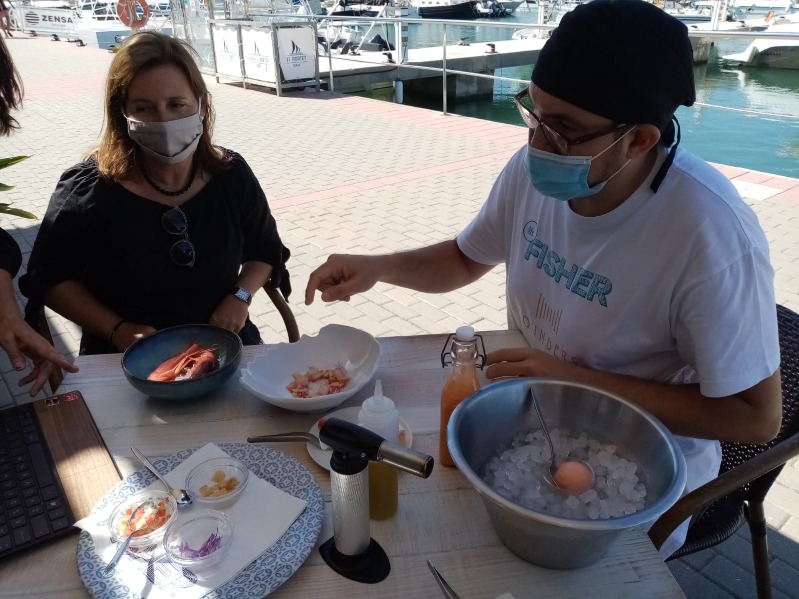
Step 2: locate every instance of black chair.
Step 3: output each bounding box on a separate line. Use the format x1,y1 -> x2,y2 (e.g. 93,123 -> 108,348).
649,304 -> 799,599
263,284 -> 300,344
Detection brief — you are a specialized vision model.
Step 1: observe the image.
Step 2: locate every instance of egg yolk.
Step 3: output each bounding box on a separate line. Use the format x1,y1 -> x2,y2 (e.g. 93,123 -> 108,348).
553,461 -> 593,492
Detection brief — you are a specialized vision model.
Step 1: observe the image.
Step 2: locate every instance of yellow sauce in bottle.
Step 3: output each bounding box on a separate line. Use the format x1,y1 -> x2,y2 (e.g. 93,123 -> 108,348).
368,461 -> 398,520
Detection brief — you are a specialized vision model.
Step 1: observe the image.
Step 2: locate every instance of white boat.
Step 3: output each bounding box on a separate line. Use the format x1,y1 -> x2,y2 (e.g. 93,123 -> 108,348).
410,0 -> 479,19
318,0 -> 397,60
500,0 -> 522,12
665,6 -> 714,23
728,0 -> 797,20
721,21 -> 799,68
318,0 -> 389,16
10,0 -> 171,47
473,0 -> 522,17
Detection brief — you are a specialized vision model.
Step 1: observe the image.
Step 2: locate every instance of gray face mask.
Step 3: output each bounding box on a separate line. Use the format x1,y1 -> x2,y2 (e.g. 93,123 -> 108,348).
126,98 -> 203,164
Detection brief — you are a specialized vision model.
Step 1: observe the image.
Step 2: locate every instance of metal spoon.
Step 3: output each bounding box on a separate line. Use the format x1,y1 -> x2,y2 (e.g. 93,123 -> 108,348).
130,446 -> 192,508
101,503 -> 150,577
527,385 -> 595,495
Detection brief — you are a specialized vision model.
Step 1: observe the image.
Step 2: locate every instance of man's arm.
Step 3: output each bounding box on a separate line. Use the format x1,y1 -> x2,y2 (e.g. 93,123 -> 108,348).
305,240 -> 494,304
486,348 -> 782,444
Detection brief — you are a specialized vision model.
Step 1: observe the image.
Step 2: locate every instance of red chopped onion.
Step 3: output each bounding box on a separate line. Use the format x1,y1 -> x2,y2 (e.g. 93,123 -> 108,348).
178,532 -> 222,558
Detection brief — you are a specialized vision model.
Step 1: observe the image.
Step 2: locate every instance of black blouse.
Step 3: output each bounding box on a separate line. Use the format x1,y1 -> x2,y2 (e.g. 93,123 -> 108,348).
21,150 -> 291,354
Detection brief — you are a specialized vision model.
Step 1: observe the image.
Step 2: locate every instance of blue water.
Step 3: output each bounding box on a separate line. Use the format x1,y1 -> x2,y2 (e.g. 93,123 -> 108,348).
356,11 -> 799,178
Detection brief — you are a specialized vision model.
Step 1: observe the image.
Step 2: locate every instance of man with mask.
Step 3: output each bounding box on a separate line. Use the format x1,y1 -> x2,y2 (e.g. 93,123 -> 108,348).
305,0 -> 782,558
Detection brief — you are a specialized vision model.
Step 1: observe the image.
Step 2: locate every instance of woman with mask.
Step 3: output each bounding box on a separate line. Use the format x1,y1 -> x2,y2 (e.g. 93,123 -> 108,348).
21,31 -> 290,355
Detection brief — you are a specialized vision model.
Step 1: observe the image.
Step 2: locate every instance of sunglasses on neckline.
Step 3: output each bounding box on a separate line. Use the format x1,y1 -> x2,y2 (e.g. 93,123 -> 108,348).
161,206 -> 195,267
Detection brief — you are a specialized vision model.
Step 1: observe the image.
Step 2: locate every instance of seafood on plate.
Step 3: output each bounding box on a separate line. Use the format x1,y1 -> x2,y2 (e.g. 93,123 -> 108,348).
147,343 -> 218,382
287,365 -> 349,398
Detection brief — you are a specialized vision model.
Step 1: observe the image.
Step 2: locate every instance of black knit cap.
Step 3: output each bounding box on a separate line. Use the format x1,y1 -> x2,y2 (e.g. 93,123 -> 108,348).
531,0 -> 696,145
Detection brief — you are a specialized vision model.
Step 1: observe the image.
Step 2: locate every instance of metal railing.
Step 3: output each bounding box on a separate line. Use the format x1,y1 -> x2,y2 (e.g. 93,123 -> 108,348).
196,11 -> 799,119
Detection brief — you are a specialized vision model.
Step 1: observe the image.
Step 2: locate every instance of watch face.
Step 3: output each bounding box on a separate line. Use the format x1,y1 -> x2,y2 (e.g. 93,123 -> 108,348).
234,288 -> 251,304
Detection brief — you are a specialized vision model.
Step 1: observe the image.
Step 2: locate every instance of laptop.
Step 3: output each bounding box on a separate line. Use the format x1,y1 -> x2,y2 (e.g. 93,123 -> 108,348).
0,389 -> 121,560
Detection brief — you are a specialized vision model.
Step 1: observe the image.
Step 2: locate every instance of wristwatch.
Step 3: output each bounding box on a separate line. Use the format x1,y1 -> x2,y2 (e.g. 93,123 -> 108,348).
231,287 -> 252,305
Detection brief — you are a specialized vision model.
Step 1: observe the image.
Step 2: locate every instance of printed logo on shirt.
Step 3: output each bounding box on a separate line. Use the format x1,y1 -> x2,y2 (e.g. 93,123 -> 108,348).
521,220 -> 613,307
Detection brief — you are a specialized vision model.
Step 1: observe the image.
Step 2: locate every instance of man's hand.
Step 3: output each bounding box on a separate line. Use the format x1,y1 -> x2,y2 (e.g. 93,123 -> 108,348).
305,254 -> 382,305
485,347 -> 570,381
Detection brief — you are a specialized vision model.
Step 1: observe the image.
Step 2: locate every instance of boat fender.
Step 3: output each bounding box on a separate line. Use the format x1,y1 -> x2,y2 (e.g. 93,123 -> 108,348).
117,0 -> 150,30
394,78 -> 403,105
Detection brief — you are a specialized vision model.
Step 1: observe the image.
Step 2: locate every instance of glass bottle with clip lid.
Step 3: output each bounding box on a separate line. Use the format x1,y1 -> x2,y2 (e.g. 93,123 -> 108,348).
439,325 -> 485,467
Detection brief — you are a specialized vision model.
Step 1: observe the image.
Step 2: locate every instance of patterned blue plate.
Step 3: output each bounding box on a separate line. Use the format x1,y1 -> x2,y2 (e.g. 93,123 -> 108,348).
76,442 -> 324,598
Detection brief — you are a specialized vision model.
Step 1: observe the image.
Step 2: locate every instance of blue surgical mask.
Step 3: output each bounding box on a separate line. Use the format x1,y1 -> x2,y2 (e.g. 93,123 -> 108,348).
523,130 -> 632,201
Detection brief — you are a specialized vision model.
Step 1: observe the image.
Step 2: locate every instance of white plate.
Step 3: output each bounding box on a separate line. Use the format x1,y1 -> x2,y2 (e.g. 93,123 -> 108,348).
76,443 -> 324,599
240,324 -> 381,413
307,406 -> 413,471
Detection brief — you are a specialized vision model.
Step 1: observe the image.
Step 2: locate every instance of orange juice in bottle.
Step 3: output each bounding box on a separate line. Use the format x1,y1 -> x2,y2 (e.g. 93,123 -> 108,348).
440,326 -> 481,467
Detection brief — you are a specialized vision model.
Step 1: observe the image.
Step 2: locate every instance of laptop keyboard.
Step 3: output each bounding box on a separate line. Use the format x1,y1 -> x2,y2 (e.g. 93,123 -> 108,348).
0,403 -> 75,559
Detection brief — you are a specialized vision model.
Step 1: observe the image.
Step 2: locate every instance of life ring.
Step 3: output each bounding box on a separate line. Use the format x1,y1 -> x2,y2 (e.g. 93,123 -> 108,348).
117,0 -> 150,30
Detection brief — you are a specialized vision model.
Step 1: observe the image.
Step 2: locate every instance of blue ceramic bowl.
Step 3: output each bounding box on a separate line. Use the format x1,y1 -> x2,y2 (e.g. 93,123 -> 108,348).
122,324 -> 243,400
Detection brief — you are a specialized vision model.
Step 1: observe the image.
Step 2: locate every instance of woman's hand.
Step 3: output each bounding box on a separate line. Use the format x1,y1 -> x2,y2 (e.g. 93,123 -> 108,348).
0,311 -> 78,396
111,321 -> 157,352
209,295 -> 250,333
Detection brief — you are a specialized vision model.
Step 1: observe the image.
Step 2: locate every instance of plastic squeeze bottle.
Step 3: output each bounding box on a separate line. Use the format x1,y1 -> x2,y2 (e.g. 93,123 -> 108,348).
358,379 -> 400,520
440,326 -> 481,467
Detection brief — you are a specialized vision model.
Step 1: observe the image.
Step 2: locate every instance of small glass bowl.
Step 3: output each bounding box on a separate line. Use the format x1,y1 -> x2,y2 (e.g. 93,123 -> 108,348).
163,509 -> 234,576
108,489 -> 178,551
185,456 -> 249,509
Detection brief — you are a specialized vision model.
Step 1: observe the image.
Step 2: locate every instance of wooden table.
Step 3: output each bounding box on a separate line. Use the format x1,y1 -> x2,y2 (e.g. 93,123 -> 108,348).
0,331 -> 686,598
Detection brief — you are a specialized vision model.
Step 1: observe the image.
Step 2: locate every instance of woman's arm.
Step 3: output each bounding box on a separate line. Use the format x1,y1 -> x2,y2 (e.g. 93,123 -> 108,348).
209,261 -> 273,333
45,280 -> 156,351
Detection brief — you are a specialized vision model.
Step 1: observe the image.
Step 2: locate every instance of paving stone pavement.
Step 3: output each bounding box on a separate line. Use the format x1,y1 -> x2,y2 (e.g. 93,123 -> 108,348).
1,35 -> 798,598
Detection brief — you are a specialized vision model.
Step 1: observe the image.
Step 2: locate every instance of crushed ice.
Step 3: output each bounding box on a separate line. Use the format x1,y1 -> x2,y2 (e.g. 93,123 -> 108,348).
482,428 -> 648,520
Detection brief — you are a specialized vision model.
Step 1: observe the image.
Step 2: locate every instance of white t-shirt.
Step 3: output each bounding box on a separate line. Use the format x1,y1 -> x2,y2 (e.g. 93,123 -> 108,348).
457,144 -> 780,557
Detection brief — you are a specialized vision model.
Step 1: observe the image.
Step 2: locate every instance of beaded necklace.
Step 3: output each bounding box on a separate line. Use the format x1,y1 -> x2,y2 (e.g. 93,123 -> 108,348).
139,160 -> 197,197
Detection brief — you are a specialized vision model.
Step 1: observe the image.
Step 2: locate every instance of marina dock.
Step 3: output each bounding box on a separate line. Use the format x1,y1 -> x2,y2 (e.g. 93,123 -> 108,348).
318,37 -> 547,94
2,35 -> 799,599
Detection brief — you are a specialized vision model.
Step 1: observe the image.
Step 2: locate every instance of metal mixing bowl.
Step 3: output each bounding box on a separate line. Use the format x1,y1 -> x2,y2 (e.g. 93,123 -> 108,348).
447,378 -> 686,569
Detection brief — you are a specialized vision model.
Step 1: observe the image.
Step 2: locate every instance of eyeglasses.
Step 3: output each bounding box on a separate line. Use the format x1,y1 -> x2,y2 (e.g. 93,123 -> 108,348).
162,206 -> 195,267
513,89 -> 630,156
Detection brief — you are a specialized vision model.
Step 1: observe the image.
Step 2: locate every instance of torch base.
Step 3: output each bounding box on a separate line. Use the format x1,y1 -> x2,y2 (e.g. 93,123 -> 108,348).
319,536 -> 390,583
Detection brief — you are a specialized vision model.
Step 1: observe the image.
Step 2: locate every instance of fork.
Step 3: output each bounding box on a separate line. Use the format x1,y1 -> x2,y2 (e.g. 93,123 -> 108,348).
247,432 -> 326,450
